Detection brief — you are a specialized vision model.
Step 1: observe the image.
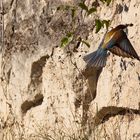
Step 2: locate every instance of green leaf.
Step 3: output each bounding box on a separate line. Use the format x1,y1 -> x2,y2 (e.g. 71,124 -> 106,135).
102,20 -> 110,29
81,40 -> 90,48
60,33 -> 73,48
78,3 -> 88,11
61,37 -> 69,48
100,0 -> 112,6
95,19 -> 103,33
88,7 -> 96,15
100,0 -> 105,4
106,0 -> 112,6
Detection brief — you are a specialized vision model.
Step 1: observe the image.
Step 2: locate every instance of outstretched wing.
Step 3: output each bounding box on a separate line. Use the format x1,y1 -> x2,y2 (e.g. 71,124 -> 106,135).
109,46 -> 133,58
117,38 -> 140,60
107,30 -> 140,60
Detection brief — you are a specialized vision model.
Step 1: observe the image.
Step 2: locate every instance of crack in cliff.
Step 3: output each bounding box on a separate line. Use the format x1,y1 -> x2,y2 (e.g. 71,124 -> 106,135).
92,106 -> 140,127
28,55 -> 49,95
22,55 -> 49,113
21,94 -> 44,113
136,72 -> 140,85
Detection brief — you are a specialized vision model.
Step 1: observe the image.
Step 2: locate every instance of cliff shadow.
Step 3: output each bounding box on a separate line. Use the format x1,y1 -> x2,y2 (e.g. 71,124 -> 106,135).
88,106 -> 140,135
73,65 -> 103,125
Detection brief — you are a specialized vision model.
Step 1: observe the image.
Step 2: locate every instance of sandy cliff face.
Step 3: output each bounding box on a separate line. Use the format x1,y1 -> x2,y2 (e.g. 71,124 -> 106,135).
0,0 -> 140,139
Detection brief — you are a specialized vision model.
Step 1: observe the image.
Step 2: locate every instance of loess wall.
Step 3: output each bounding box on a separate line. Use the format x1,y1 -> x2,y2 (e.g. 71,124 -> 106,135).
0,0 -> 140,139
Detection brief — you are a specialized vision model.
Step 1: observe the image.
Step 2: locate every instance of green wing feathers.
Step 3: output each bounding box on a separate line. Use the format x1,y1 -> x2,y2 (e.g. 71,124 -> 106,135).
118,38 -> 140,60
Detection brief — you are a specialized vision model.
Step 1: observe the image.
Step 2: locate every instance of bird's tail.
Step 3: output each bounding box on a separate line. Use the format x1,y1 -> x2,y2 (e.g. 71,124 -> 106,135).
83,48 -> 108,67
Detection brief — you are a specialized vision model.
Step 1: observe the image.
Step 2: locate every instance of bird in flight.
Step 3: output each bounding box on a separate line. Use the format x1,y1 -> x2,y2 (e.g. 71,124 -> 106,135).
83,24 -> 140,67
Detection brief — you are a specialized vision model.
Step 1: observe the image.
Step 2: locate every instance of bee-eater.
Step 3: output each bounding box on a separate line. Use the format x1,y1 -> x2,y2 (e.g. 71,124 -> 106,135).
83,24 -> 140,67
